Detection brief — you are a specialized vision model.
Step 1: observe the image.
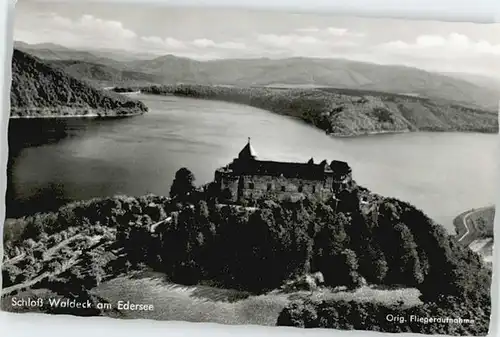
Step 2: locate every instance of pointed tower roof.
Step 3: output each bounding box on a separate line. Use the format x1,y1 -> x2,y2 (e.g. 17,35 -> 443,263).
238,137 -> 258,160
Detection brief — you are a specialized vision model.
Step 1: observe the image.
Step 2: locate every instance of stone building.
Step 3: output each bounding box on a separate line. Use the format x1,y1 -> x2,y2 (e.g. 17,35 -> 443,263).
214,138 -> 353,203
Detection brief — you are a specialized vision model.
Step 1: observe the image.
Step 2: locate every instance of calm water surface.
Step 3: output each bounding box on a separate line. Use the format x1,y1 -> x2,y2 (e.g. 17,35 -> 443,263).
7,94 -> 498,232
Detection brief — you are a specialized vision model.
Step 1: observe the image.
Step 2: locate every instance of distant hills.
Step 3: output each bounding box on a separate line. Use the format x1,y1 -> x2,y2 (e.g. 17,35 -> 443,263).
130,56 -> 500,111
441,72 -> 500,92
13,41 -> 153,66
14,41 -> 500,112
47,60 -> 164,87
10,49 -> 148,117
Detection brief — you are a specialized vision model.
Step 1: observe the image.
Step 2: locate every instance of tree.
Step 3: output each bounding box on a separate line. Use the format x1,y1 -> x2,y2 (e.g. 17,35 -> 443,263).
170,168 -> 196,201
393,223 -> 424,286
360,243 -> 388,284
340,249 -> 363,289
313,210 -> 351,286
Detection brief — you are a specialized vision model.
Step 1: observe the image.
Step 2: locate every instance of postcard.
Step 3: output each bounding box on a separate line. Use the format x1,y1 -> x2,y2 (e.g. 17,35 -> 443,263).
2,2 -> 497,336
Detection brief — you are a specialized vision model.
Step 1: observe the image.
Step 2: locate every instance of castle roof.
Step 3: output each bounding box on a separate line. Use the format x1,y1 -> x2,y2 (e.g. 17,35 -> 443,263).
238,138 -> 257,159
226,156 -> 351,180
330,160 -> 351,173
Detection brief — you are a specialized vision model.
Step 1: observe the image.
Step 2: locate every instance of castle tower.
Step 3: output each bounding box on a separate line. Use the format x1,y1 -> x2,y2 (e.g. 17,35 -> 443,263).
238,137 -> 258,160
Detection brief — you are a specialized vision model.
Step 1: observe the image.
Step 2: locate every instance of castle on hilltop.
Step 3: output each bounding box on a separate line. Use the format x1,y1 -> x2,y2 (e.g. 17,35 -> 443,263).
214,138 -> 353,203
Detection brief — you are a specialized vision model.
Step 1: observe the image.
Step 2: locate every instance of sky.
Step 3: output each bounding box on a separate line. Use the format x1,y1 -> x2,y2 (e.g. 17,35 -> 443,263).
13,1 -> 500,77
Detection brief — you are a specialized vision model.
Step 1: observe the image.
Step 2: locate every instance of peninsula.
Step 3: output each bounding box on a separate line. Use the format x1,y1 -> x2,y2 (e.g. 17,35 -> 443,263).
140,84 -> 498,137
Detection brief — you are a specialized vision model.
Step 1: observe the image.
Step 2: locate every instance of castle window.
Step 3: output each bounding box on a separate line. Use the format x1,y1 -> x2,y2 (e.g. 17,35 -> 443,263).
298,185 -> 303,193
249,182 -> 255,189
267,183 -> 273,191
281,186 -> 286,192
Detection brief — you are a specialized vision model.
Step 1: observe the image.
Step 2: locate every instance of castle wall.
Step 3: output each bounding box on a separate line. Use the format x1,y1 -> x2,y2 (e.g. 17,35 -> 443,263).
238,175 -> 334,202
231,159 -> 329,180
214,170 -> 239,202
215,157 -> 353,204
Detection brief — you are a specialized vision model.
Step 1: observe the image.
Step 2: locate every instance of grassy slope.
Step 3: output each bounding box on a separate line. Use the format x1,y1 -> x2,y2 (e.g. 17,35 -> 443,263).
10,49 -> 148,117
142,85 -> 498,137
1,275 -> 420,325
93,274 -> 421,325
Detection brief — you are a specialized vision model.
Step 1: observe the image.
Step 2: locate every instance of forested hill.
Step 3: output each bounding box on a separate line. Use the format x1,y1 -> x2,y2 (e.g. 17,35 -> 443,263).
142,85 -> 499,137
10,49 -> 148,117
2,173 -> 492,335
47,60 -> 164,88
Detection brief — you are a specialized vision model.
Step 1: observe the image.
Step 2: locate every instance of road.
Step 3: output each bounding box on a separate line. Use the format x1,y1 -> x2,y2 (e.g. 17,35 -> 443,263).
456,206 -> 491,244
457,210 -> 474,242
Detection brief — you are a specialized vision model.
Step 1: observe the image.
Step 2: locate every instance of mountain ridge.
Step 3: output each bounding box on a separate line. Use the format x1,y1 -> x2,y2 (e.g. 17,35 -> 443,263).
15,42 -> 498,111
47,59 -> 164,87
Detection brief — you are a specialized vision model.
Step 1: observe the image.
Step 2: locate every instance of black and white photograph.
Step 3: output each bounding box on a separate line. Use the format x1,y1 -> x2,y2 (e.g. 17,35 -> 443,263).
1,1 -> 498,336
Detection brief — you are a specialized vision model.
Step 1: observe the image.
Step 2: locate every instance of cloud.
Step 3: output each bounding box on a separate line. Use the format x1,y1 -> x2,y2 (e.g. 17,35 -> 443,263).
253,33 -> 362,59
140,36 -> 186,50
14,12 -> 365,60
138,37 -> 246,55
15,12 -> 248,56
256,32 -> 361,49
296,27 -> 321,33
14,11 -> 499,77
257,34 -> 321,47
192,38 -> 216,48
52,13 -> 137,40
295,26 -> 364,38
379,33 -> 500,56
191,39 -> 246,50
326,27 -> 348,36
15,13 -> 138,50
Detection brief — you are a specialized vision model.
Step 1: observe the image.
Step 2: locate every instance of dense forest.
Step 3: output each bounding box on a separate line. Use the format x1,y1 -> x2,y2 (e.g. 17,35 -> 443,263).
10,49 -> 148,117
141,85 -> 498,137
2,168 -> 491,335
112,87 -> 139,93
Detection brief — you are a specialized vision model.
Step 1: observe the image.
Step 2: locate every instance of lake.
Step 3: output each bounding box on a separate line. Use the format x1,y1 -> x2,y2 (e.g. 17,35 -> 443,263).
7,94 -> 498,233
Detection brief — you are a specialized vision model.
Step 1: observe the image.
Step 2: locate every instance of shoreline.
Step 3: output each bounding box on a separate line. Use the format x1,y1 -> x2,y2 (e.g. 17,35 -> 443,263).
9,111 -> 145,120
140,91 -> 498,138
331,129 -> 412,138
137,92 -> 417,138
